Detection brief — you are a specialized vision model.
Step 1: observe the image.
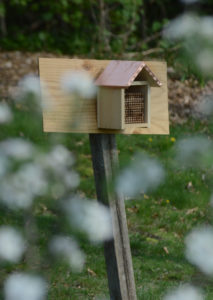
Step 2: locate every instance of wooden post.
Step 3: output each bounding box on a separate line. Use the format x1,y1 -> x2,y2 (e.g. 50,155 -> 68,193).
89,134 -> 137,300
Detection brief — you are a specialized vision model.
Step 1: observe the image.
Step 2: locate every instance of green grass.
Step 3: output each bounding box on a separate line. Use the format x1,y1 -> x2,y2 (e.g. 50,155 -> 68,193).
0,104 -> 213,299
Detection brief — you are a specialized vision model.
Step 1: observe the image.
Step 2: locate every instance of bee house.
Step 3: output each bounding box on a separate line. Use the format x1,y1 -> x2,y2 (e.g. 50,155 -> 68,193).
39,58 -> 169,135
95,60 -> 162,130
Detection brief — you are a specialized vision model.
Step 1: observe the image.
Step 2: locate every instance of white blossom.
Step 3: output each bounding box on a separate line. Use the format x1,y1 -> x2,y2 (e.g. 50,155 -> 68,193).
0,163 -> 47,210
50,236 -> 85,272
185,226 -> 213,275
0,138 -> 34,160
164,14 -> 213,77
0,178 -> 34,210
16,75 -> 52,110
36,145 -> 79,190
18,75 -> 41,97
116,154 -> 165,198
176,136 -> 212,168
64,197 -> 112,243
0,102 -> 13,124
4,273 -> 48,300
199,16 -> 213,39
63,170 -> 80,189
196,49 -> 213,75
164,14 -> 213,40
16,163 -> 47,195
164,284 -> 204,300
40,145 -> 74,175
197,95 -> 213,116
0,226 -> 26,263
163,14 -> 198,40
61,70 -> 97,99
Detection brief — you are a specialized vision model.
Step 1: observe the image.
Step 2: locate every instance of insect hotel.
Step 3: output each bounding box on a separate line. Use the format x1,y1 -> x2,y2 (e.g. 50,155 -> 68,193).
95,60 -> 162,130
39,58 -> 169,135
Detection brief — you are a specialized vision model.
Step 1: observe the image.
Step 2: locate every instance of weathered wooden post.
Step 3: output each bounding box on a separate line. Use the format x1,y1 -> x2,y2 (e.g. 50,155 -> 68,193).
90,133 -> 137,299
39,58 -> 169,299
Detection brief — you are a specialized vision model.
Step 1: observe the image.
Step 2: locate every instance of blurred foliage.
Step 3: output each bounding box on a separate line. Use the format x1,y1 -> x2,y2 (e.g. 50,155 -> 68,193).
0,0 -> 213,80
0,0 -> 185,55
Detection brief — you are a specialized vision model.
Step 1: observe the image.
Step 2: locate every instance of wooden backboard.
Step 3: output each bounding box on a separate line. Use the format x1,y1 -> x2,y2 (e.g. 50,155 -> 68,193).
39,58 -> 169,135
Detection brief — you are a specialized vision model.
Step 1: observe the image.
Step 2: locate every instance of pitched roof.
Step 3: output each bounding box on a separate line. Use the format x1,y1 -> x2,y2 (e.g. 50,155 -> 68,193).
95,60 -> 162,88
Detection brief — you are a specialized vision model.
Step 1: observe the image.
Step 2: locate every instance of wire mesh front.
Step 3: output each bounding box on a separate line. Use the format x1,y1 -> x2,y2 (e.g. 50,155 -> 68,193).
125,92 -> 145,124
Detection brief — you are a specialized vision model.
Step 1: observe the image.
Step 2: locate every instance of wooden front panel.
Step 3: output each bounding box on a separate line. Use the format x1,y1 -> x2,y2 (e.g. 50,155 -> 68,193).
39,58 -> 169,135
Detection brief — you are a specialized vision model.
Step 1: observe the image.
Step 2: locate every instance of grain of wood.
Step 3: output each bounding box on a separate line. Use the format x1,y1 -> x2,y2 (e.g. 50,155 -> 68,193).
39,58 -> 169,135
98,87 -> 124,130
131,81 -> 148,86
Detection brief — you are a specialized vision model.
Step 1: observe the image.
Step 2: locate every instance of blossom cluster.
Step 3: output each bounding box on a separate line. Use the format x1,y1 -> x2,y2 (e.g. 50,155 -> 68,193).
0,72 -> 111,300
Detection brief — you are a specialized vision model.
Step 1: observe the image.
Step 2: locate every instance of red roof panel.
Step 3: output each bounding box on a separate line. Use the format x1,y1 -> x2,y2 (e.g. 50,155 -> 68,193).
95,60 -> 162,88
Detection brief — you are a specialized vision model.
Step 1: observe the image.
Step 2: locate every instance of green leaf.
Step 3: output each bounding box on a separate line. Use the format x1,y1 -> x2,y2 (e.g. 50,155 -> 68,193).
152,21 -> 162,32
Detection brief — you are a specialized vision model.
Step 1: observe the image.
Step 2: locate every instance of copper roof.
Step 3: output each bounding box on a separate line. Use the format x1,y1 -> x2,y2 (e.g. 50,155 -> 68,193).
95,60 -> 162,88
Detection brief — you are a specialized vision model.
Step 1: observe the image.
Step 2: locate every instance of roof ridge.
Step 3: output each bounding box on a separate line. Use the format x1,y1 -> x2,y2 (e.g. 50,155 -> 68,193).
95,60 -> 162,87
